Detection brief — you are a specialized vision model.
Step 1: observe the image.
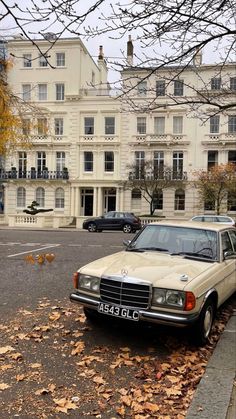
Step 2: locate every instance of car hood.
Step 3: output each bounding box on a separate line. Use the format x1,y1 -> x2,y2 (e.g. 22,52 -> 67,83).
79,250 -> 216,290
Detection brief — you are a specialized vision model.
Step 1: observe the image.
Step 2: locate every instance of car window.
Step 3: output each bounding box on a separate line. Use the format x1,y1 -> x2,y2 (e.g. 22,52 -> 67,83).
229,230 -> 236,251
115,213 -> 122,218
104,212 -> 115,218
193,217 -> 203,221
203,216 -> 215,222
217,216 -> 231,223
221,232 -> 233,254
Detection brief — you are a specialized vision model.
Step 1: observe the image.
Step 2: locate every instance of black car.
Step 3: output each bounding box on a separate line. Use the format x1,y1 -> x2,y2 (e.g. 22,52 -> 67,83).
82,211 -> 142,233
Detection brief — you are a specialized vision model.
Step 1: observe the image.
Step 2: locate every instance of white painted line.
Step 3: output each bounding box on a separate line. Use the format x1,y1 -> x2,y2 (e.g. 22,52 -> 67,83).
7,244 -> 60,258
68,244 -> 82,247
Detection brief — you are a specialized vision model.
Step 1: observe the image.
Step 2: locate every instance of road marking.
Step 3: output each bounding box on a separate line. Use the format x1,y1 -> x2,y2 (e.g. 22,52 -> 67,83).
7,244 -> 60,258
68,244 -> 82,247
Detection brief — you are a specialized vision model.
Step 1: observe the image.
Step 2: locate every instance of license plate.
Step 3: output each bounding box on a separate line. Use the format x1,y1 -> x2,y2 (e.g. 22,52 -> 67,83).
98,302 -> 139,321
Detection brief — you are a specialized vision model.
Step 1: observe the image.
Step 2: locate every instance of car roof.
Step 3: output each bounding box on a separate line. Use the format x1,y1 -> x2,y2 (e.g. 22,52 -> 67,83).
147,220 -> 235,232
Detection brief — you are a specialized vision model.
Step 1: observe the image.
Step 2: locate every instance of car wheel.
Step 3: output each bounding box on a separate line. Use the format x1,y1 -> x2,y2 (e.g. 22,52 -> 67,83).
123,224 -> 132,233
193,298 -> 215,346
87,222 -> 97,232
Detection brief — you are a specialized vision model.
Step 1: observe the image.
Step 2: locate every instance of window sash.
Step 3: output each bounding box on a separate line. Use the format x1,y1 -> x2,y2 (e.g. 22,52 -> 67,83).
36,188 -> 45,207
211,78 -> 221,90
84,152 -> 93,171
22,84 -> 31,101
173,152 -> 183,177
210,115 -> 220,133
38,84 -> 47,101
156,80 -> 165,96
207,151 -> 218,170
56,152 -> 65,171
56,84 -> 65,100
54,118 -> 64,135
137,81 -> 147,96
230,77 -> 236,91
56,53 -> 65,66
105,117 -> 115,135
174,80 -> 184,96
228,116 -> 236,133
17,187 -> 26,207
104,152 -> 114,172
173,116 -> 183,134
55,188 -> 65,208
137,117 -> 146,134
84,117 -> 94,135
37,118 -> 47,135
154,117 -> 165,134
23,54 -> 32,67
39,55 -> 48,67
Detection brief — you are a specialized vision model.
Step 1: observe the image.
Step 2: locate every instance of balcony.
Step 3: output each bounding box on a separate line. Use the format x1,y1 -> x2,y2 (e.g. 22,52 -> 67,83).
80,135 -> 119,143
132,134 -> 190,145
0,169 -> 69,181
129,170 -> 188,181
202,133 -> 236,146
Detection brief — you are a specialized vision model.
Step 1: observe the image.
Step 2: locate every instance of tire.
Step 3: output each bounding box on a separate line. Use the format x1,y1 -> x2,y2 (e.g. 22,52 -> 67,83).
123,224 -> 132,233
193,298 -> 215,346
87,222 -> 97,232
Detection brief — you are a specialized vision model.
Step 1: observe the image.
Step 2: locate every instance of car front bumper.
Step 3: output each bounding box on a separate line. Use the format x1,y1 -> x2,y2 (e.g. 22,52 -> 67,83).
70,291 -> 200,327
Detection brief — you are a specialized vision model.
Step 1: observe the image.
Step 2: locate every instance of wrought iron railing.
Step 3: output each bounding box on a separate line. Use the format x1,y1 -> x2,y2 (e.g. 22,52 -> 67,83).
0,169 -> 69,180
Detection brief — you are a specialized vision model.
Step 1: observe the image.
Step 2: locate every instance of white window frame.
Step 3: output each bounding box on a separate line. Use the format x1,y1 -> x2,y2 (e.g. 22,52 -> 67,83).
137,81 -> 147,96
137,117 -> 146,134
55,187 -> 65,208
56,83 -> 65,101
39,55 -> 48,67
210,115 -> 220,133
54,118 -> 64,136
36,187 -> 45,207
17,187 -> 26,207
38,84 -> 47,101
84,117 -> 94,135
22,84 -> 31,101
23,54 -> 32,68
56,52 -> 65,67
105,117 -> 115,135
154,117 -> 165,135
173,116 -> 183,134
104,151 -> 114,172
56,152 -> 65,171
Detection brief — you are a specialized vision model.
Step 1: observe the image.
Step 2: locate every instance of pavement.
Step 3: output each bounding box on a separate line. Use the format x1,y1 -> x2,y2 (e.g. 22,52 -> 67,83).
186,310 -> 236,419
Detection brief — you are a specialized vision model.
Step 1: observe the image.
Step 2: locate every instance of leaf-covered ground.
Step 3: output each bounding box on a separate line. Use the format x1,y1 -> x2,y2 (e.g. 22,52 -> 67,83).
0,297 -> 234,418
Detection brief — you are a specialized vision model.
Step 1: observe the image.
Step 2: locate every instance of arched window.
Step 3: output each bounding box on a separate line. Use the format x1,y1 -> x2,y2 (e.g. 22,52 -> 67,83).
36,187 -> 45,207
55,187 -> 65,208
175,189 -> 185,211
131,188 -> 141,199
17,187 -> 26,207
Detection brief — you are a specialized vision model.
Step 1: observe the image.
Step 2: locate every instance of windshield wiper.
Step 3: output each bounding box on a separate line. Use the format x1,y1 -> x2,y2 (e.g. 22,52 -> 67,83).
127,247 -> 168,252
170,251 -> 214,261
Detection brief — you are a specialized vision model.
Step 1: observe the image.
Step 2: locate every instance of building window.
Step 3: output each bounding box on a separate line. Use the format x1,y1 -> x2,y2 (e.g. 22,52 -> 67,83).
38,84 -> 47,101
228,150 -> 236,167
39,55 -> 48,67
18,152 -> 27,178
56,152 -> 65,171
208,150 -> 218,170
174,80 -> 184,96
154,117 -> 165,135
153,190 -> 163,210
173,116 -> 183,134
173,151 -> 183,179
104,151 -> 114,172
131,189 -> 141,199
56,83 -> 65,100
23,54 -> 32,68
37,152 -> 46,173
54,118 -> 64,136
228,116 -> 236,133
56,52 -> 65,67
84,117 -> 94,135
22,84 -> 31,101
105,117 -> 115,135
175,189 -> 185,210
137,117 -> 146,134
22,119 -> 30,136
17,187 -> 26,208
230,77 -> 236,91
84,152 -> 93,172
154,151 -> 164,178
135,151 -> 145,179
55,187 -> 65,208
137,81 -> 147,96
210,115 -> 220,133
156,80 -> 165,96
211,77 -> 221,90
36,187 -> 45,207
228,192 -> 236,211
37,118 -> 47,136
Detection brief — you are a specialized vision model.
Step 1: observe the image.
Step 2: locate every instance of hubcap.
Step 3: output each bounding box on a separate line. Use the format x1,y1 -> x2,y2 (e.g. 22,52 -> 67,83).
203,306 -> 213,337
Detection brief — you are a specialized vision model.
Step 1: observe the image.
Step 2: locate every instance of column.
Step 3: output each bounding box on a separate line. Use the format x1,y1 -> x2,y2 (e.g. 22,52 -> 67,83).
75,187 -> 79,216
97,187 -> 103,215
71,186 -> 75,216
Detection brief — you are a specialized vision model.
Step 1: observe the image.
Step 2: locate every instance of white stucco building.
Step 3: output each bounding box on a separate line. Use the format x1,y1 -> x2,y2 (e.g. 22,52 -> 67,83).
0,36 -> 235,227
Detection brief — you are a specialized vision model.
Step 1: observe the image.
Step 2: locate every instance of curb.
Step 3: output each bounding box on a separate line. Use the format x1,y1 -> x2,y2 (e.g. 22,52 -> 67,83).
186,313 -> 236,419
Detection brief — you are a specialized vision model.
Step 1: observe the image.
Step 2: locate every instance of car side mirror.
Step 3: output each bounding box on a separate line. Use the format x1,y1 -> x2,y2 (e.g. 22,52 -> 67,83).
123,240 -> 131,247
224,250 -> 236,260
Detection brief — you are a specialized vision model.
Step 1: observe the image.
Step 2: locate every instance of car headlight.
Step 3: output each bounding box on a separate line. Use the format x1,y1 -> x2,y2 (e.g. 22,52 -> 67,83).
78,274 -> 100,293
152,288 -> 186,309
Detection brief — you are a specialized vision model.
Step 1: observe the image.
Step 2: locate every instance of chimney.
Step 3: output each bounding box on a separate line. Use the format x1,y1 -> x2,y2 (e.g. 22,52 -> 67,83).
98,45 -> 104,60
193,49 -> 203,66
127,35 -> 133,66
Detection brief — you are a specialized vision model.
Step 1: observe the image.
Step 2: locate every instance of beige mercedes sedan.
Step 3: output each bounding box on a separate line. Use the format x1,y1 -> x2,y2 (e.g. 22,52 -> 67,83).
70,221 -> 236,345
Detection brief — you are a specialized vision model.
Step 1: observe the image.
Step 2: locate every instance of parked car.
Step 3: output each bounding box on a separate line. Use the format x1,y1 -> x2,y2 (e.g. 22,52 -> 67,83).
191,215 -> 236,226
82,211 -> 142,233
70,221 -> 236,345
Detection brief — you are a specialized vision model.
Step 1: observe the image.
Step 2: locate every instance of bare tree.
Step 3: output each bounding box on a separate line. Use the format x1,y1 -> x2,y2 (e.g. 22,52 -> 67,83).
123,160 -> 187,215
0,0 -> 235,115
193,164 -> 236,214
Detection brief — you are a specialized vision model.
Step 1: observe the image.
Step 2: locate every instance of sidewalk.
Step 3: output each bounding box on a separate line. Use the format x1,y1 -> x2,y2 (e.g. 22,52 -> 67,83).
186,311 -> 236,419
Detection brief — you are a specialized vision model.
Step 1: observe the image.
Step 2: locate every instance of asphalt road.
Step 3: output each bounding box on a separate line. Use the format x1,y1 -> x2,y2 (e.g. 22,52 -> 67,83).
0,228 -> 128,320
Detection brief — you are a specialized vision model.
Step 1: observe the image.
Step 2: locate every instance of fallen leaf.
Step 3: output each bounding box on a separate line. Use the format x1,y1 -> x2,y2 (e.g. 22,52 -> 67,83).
16,374 -> 26,382
0,346 -> 15,354
49,312 -> 61,321
0,383 -> 10,390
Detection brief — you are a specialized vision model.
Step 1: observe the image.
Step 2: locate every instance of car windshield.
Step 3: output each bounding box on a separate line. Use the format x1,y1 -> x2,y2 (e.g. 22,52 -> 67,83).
127,225 -> 218,261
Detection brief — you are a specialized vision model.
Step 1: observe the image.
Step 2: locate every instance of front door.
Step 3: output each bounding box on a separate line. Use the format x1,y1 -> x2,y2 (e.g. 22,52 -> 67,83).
104,188 -> 116,212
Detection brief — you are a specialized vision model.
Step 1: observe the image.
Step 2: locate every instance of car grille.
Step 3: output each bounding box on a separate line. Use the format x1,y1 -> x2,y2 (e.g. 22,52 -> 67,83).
100,277 -> 150,309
